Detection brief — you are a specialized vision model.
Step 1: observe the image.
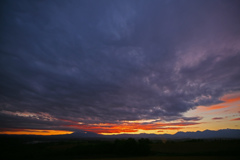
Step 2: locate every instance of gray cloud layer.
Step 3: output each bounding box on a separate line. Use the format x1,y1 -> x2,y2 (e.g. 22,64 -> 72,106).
0,0 -> 240,129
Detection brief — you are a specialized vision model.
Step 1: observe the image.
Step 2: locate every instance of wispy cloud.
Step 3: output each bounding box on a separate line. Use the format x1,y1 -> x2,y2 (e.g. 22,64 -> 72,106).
0,110 -> 57,121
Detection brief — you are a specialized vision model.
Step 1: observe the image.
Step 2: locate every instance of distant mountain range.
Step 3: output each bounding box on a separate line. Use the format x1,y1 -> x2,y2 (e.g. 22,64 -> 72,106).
171,129 -> 240,139
1,129 -> 240,139
54,129 -> 240,139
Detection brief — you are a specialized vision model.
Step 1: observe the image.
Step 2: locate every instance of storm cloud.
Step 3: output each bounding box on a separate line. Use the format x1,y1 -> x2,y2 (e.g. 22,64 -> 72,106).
1,0 -> 240,130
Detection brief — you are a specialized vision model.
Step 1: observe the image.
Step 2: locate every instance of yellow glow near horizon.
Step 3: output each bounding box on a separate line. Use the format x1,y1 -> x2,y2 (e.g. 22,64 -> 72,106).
0,129 -> 73,136
100,128 -> 181,135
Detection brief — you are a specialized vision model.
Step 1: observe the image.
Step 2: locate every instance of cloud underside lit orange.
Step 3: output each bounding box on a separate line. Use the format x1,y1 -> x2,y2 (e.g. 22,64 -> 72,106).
230,118 -> 240,121
65,122 -> 200,135
222,96 -> 240,103
0,122 -> 200,136
197,94 -> 240,111
199,105 -> 228,111
0,129 -> 73,136
1,93 -> 239,136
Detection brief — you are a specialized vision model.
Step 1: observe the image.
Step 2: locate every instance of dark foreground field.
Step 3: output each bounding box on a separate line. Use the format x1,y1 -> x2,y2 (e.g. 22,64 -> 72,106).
0,136 -> 239,160
79,156 -> 240,160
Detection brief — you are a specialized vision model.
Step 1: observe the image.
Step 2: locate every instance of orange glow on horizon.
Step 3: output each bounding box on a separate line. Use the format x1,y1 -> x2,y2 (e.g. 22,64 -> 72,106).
64,121 -> 201,135
0,129 -> 73,136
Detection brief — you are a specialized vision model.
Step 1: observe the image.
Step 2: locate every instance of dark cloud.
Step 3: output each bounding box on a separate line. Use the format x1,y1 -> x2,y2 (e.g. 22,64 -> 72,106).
181,116 -> 203,121
0,0 -> 240,129
212,117 -> 224,120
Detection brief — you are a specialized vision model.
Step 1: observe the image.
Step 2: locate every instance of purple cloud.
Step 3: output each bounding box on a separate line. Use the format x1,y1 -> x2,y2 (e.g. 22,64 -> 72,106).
0,0 -> 240,130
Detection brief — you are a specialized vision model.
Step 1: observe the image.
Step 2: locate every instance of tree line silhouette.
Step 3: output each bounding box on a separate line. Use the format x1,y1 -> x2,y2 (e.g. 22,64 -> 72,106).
63,138 -> 151,157
0,137 -> 151,159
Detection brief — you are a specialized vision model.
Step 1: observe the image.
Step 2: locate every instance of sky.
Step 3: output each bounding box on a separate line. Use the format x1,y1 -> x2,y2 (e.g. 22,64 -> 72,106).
0,0 -> 240,136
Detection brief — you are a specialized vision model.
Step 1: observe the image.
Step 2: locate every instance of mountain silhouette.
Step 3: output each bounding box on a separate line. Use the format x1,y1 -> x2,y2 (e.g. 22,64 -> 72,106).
172,129 -> 240,139
1,129 -> 239,139
102,129 -> 240,139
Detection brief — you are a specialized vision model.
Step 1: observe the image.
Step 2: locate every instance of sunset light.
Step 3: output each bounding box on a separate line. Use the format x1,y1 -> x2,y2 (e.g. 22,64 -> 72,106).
0,0 -> 239,137
0,129 -> 73,136
1,1 -> 240,159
